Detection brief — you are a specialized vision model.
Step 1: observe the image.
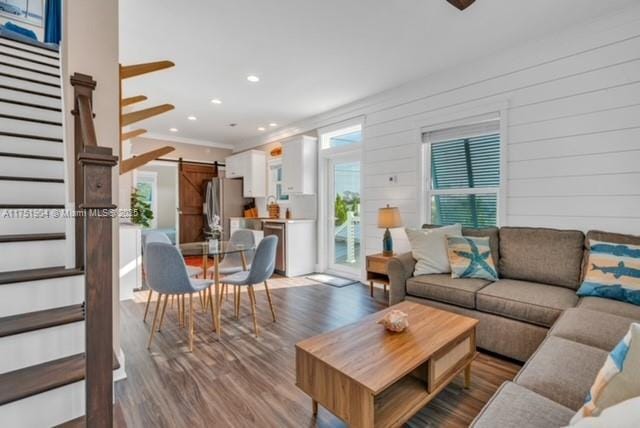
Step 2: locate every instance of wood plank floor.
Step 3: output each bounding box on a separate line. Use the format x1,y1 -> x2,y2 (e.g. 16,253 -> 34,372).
115,277 -> 521,427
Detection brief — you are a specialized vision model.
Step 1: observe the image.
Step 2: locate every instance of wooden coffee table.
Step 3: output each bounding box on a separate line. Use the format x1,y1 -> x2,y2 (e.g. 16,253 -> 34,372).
295,301 -> 478,428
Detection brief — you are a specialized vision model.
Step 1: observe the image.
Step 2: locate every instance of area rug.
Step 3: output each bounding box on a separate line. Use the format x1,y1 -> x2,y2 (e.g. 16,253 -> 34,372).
306,273 -> 359,288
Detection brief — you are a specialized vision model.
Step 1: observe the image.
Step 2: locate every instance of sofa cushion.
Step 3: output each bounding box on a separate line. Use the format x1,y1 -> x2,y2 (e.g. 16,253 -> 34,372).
470,382 -> 574,428
578,297 -> 640,321
572,323 -> 640,422
423,224 -> 500,266
515,336 -> 608,410
499,227 -> 585,289
550,308 -> 635,351
406,274 -> 491,309
406,224 -> 462,275
476,279 -> 578,327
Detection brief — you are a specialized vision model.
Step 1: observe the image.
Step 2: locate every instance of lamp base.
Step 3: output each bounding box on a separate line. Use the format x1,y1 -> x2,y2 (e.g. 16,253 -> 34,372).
382,228 -> 394,257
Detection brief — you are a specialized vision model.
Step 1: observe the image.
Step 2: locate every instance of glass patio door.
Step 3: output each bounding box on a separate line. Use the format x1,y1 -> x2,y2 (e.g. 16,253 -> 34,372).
328,155 -> 361,276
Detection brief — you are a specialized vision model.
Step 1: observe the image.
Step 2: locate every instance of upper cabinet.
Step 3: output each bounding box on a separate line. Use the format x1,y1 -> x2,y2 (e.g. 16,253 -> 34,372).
282,136 -> 317,195
225,150 -> 267,197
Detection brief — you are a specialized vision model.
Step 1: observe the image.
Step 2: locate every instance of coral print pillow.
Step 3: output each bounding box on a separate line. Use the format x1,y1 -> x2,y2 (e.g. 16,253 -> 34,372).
578,240 -> 640,306
446,236 -> 498,281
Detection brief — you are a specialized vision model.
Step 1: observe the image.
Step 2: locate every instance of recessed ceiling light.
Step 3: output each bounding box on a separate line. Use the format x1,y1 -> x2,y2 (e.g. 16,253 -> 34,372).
247,75 -> 260,83
169,127 -> 178,132
211,99 -> 222,104
258,127 -> 266,131
187,115 -> 197,121
269,123 -> 277,127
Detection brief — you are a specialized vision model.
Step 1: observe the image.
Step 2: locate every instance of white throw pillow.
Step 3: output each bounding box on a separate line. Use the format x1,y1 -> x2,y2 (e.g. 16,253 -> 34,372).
406,224 -> 462,276
567,396 -> 640,428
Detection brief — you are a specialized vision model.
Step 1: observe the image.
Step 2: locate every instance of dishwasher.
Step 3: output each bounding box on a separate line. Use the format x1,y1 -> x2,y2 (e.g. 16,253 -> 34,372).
263,222 -> 286,274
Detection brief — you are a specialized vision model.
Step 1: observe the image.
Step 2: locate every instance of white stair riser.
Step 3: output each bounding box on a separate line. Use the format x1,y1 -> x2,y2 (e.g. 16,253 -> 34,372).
0,64 -> 60,86
0,136 -> 63,157
0,45 -> 59,67
0,53 -> 59,75
0,39 -> 59,61
0,239 -> 67,272
0,275 -> 83,317
0,211 -> 65,235
0,86 -> 61,108
0,157 -> 64,180
0,73 -> 60,96
0,101 -> 61,122
0,322 -> 84,374
0,180 -> 65,205
0,380 -> 84,428
1,117 -> 62,139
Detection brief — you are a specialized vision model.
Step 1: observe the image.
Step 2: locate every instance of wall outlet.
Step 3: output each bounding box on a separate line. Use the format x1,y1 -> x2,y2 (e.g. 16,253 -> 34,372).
388,175 -> 398,184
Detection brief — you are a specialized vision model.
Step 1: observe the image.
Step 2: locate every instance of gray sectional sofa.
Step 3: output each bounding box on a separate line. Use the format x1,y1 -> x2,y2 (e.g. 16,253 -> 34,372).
388,226 -> 640,427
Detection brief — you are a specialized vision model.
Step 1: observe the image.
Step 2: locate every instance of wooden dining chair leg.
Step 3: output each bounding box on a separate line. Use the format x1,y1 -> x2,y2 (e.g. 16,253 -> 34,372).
218,284 -> 225,307
157,294 -> 169,331
199,290 -> 205,312
236,287 -> 241,320
208,287 -> 216,331
264,281 -> 277,322
147,294 -> 163,349
189,293 -> 194,352
248,285 -> 259,337
176,295 -> 182,327
225,284 -> 229,301
181,295 -> 186,328
143,289 -> 153,322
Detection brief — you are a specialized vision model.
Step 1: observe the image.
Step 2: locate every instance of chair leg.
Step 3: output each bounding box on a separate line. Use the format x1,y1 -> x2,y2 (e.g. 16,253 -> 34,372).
264,281 -> 276,322
147,294 -> 163,349
208,287 -> 216,331
248,285 -> 259,337
177,295 -> 182,328
158,294 -> 170,331
143,289 -> 153,322
218,283 -> 225,307
189,293 -> 194,352
181,295 -> 186,328
199,290 -> 205,312
225,284 -> 229,301
236,286 -> 241,320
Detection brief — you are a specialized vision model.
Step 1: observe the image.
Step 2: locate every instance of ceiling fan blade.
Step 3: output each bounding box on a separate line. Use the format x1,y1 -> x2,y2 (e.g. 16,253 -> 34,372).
446,0 -> 476,11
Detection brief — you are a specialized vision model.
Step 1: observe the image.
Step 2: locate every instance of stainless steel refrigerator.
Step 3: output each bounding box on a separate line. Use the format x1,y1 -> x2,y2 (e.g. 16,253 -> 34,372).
204,178 -> 247,241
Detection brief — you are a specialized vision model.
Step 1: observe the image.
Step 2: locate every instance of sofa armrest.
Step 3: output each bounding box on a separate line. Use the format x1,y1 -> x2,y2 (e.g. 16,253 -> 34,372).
388,252 -> 416,305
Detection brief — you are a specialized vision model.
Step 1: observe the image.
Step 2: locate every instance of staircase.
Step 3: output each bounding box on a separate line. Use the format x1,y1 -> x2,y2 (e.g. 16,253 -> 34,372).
0,31 -> 118,427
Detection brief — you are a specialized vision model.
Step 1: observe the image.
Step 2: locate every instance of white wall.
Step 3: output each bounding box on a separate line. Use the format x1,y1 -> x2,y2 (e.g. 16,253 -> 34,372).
61,0 -> 121,356
236,4 -> 640,257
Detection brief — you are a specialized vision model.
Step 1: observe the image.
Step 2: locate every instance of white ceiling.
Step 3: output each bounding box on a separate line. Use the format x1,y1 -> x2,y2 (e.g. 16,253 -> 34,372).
119,0 -> 634,147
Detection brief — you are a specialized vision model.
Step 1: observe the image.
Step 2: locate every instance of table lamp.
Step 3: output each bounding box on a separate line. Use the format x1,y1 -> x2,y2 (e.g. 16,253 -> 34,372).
378,205 -> 402,256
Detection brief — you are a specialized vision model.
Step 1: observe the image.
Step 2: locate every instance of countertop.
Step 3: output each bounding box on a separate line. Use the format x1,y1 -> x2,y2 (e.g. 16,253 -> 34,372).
230,217 -> 315,224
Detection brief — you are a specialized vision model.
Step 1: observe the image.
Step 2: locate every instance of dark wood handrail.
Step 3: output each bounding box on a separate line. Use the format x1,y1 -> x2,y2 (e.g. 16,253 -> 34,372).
71,72 -> 118,427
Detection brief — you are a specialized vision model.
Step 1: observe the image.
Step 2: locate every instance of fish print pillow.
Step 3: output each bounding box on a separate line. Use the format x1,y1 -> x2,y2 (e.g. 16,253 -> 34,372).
446,236 -> 498,281
577,240 -> 640,306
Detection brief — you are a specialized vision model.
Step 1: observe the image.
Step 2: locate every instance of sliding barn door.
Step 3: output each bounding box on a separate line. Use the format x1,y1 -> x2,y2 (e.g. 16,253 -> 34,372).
178,162 -> 218,243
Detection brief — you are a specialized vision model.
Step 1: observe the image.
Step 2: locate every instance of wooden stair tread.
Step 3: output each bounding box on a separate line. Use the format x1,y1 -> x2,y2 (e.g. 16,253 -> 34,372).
0,97 -> 62,111
0,131 -> 62,142
0,233 -> 65,243
0,176 -> 64,183
0,42 -> 60,61
0,83 -> 62,99
0,353 -> 119,406
55,403 -> 127,428
0,151 -> 63,161
0,266 -> 83,285
0,304 -> 84,338
0,112 -> 62,126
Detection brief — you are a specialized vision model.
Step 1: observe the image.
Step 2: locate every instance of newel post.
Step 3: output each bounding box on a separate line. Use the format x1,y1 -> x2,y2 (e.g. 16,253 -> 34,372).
71,73 -> 96,269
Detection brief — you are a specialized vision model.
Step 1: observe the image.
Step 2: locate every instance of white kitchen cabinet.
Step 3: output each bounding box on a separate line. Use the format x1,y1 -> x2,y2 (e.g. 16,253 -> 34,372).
263,219 -> 316,277
224,150 -> 267,197
282,135 -> 317,195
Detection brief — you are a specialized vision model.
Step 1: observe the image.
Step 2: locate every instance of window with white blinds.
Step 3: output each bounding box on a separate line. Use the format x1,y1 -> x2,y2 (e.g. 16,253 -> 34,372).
423,118 -> 501,228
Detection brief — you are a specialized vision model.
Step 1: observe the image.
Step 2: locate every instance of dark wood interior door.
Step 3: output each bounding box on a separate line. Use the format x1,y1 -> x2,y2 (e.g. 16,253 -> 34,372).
179,162 -> 218,243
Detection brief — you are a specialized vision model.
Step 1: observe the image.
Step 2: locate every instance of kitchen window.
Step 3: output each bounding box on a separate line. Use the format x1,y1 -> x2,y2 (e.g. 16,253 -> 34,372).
320,124 -> 362,150
423,118 -> 502,228
269,160 -> 289,201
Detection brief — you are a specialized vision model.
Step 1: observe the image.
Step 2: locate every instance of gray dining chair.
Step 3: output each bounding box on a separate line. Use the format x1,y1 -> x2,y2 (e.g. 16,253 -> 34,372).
223,235 -> 278,336
142,231 -> 203,323
207,229 -> 256,303
145,242 -> 214,351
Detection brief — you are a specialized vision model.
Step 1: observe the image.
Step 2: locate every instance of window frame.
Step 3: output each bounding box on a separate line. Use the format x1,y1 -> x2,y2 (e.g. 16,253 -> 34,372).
267,158 -> 289,202
419,106 -> 508,228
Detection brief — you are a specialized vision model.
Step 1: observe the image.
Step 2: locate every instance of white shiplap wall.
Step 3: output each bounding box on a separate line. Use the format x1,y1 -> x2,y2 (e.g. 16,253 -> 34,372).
237,4 -> 640,258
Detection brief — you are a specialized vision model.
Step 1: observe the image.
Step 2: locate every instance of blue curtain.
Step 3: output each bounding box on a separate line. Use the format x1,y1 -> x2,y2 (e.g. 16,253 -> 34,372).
44,0 -> 62,44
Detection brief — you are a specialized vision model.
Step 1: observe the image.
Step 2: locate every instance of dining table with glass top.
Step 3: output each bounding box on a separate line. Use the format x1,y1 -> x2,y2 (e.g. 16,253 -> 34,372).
179,239 -> 255,336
